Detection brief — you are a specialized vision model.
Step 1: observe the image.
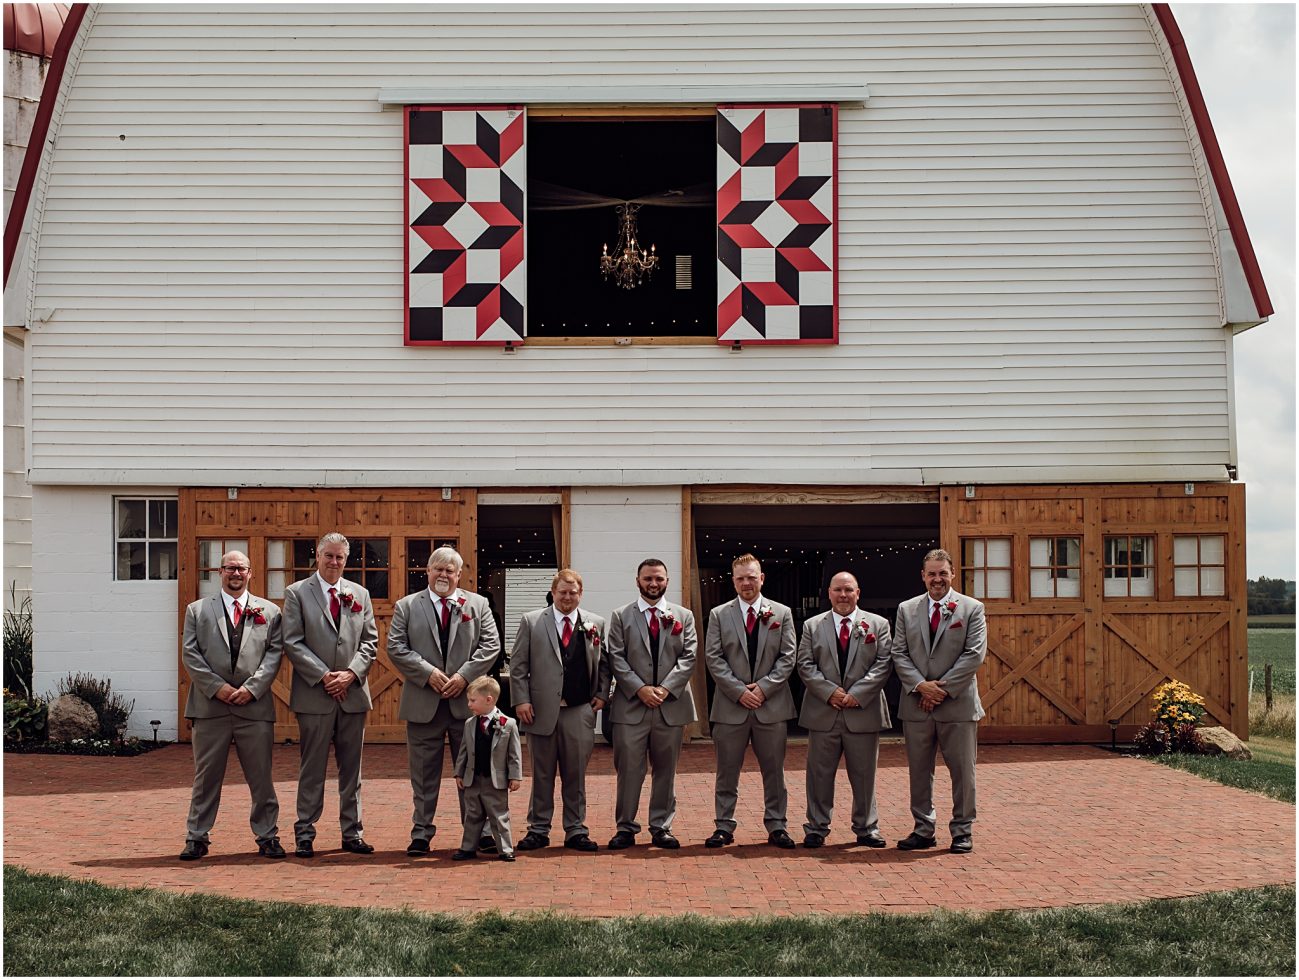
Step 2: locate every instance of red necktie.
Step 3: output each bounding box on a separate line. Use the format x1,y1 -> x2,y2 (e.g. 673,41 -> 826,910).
328,587 -> 340,625
648,609 -> 660,640
929,603 -> 940,634
561,616 -> 573,646
231,599 -> 242,627
481,717 -> 490,734
838,618 -> 850,649
441,598 -> 451,631
746,608 -> 757,635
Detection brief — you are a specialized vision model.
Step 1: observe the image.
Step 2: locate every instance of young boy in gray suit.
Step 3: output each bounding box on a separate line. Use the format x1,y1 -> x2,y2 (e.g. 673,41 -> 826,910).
453,676 -> 523,861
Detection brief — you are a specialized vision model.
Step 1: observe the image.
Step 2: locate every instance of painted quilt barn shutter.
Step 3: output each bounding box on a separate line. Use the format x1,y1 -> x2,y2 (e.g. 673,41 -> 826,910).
716,104 -> 837,345
405,106 -> 526,345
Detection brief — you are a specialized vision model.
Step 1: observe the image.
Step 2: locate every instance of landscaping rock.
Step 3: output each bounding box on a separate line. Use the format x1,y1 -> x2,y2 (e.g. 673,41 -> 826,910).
46,694 -> 99,743
1195,726 -> 1252,760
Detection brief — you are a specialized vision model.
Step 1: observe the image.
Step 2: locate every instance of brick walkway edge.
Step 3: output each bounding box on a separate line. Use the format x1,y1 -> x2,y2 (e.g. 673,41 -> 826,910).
3,742 -> 1294,917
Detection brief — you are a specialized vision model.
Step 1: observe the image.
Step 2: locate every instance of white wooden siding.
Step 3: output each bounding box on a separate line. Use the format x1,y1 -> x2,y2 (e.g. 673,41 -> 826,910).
24,3 -> 1235,487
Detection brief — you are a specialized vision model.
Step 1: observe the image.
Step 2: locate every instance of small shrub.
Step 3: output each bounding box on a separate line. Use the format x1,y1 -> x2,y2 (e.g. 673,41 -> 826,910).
3,691 -> 47,745
54,673 -> 134,741
4,735 -> 167,757
2,585 -> 33,699
1172,721 -> 1205,754
1152,680 -> 1207,730
1133,720 -> 1170,755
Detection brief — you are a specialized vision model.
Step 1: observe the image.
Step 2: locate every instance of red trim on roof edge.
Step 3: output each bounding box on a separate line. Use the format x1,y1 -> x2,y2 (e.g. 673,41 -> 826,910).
3,3 -> 87,291
1153,3 -> 1272,319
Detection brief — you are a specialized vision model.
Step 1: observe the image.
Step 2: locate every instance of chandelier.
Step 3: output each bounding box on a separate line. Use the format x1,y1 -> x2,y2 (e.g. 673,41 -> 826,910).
599,203 -> 658,289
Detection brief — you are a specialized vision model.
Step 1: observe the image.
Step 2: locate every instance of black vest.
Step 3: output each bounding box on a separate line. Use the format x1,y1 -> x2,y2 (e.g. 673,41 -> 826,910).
560,623 -> 591,705
225,600 -> 248,674
836,618 -> 851,681
474,718 -> 493,777
745,616 -> 760,676
436,598 -> 452,658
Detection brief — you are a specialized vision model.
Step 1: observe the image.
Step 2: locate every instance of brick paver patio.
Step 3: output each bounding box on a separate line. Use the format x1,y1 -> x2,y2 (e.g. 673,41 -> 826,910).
4,741 -> 1294,917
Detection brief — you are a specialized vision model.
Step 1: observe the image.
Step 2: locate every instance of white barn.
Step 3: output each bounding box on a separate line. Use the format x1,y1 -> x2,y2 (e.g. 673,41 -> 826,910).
4,3 -> 1271,743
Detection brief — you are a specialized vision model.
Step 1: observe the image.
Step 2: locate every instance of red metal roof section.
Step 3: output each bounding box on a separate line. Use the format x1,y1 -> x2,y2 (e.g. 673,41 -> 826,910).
3,3 -> 85,288
3,3 -> 70,59
1153,3 -> 1273,319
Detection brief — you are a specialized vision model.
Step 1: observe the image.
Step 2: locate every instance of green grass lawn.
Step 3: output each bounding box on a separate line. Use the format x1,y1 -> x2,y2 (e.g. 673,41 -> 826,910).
2,866 -> 1293,977
1248,628 -> 1296,694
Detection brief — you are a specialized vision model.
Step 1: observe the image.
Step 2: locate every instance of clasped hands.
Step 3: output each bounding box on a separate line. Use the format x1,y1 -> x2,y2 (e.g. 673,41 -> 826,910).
216,683 -> 253,706
738,683 -> 767,710
827,686 -> 861,710
322,669 -> 357,701
916,679 -> 949,712
636,685 -> 670,708
425,668 -> 467,698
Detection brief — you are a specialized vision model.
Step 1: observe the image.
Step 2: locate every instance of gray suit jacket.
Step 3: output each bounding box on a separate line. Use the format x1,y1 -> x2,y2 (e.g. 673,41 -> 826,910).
607,600 -> 698,728
182,593 -> 283,722
387,588 -> 500,723
890,590 -> 987,723
704,597 -> 796,724
797,608 -> 893,732
455,714 -> 524,790
282,575 -> 377,714
509,606 -> 610,736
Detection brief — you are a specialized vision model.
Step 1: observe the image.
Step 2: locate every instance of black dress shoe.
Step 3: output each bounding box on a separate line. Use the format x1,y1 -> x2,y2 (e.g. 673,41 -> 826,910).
856,832 -> 887,848
949,834 -> 973,853
341,837 -> 375,854
517,832 -> 551,851
450,849 -> 476,861
607,831 -> 636,850
564,835 -> 598,852
178,840 -> 208,861
406,839 -> 431,857
498,852 -> 516,862
897,832 -> 937,851
650,831 -> 680,850
768,829 -> 796,849
294,840 -> 315,858
478,836 -> 498,854
258,837 -> 287,859
704,830 -> 734,849
802,833 -> 825,849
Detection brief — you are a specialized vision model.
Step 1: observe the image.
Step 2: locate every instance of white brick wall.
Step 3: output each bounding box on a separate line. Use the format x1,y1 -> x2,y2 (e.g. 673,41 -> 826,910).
32,485 -> 179,737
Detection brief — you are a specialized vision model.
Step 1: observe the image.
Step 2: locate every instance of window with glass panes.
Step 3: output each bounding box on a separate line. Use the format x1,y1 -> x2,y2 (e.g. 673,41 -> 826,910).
266,538 -> 319,600
346,538 -> 391,600
114,497 -> 178,580
1030,537 -> 1081,598
1103,535 -> 1155,597
197,538 -> 250,597
960,538 -> 1012,599
1173,535 -> 1226,597
406,538 -> 460,596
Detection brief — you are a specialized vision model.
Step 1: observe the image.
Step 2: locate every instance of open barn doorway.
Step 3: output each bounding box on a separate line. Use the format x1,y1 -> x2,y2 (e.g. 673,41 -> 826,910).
691,499 -> 940,733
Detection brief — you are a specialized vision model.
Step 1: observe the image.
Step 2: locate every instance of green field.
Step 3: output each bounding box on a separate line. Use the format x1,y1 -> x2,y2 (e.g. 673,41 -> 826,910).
1249,628 -> 1296,694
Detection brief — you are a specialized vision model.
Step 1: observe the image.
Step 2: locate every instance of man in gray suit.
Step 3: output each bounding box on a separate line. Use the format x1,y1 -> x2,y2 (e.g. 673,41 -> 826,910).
703,554 -> 797,849
179,551 -> 285,860
891,548 -> 987,854
606,558 -> 697,850
510,568 -> 609,853
282,532 -> 378,857
387,545 -> 500,857
796,571 -> 893,849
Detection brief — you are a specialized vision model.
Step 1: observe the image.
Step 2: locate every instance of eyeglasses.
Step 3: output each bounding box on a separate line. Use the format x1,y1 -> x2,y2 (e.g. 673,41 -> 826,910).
220,565 -> 250,573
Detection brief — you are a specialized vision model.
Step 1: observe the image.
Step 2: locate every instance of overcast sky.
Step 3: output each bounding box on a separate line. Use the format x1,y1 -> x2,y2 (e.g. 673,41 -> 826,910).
1173,3 -> 1296,579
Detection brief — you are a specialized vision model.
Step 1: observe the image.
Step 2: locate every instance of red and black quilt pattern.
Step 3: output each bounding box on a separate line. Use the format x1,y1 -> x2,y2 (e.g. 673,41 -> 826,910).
717,105 -> 836,344
406,107 -> 526,345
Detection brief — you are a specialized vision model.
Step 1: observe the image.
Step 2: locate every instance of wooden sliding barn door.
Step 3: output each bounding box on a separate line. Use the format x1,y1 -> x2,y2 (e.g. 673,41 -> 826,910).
177,488 -> 478,743
941,483 -> 1246,742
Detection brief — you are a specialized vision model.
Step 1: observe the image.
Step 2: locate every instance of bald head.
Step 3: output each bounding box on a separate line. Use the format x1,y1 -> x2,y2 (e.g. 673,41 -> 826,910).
827,571 -> 860,616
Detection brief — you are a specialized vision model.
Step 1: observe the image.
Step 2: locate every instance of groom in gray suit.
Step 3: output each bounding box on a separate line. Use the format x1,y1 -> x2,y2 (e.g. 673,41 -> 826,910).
387,545 -> 500,856
510,568 -> 609,853
606,558 -> 697,850
282,532 -> 379,857
891,548 -> 987,854
179,551 -> 284,860
703,554 -> 797,849
796,571 -> 893,849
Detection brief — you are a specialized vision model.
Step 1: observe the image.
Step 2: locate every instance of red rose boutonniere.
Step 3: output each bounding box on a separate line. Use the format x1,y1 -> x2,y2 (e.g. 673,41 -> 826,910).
580,620 -> 602,647
659,610 -> 685,637
757,604 -> 781,630
338,590 -> 363,614
246,605 -> 268,626
854,619 -> 876,643
497,715 -> 508,729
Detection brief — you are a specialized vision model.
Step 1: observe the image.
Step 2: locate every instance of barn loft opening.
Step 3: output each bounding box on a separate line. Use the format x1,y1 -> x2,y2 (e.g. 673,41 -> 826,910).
527,115 -> 717,339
